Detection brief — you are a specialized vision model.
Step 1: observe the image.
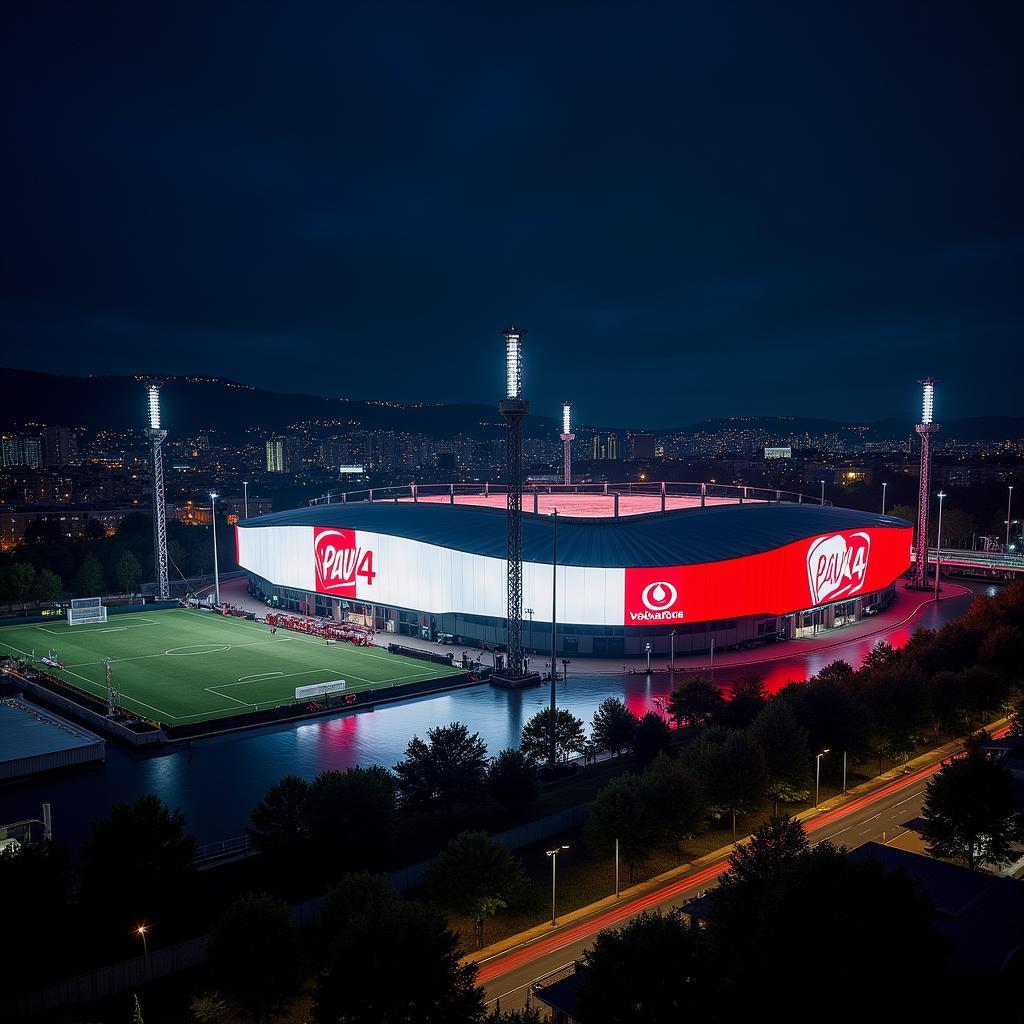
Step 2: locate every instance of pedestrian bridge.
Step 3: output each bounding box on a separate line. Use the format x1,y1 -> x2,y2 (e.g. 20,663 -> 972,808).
911,548 -> 1024,575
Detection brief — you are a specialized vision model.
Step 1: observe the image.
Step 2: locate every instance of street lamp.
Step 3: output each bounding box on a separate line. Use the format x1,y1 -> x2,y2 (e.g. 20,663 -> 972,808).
819,480 -> 825,505
881,482 -> 888,516
644,642 -> 652,674
136,923 -> 150,981
525,607 -> 534,654
546,844 -> 570,925
934,491 -> 946,601
1008,485 -> 1015,552
669,628 -> 677,673
209,491 -> 221,605
815,749 -> 830,808
242,480 -> 249,520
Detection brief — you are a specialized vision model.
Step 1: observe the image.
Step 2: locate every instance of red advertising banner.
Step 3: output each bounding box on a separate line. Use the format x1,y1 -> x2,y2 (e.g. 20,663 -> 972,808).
313,527 -> 377,597
623,526 -> 912,626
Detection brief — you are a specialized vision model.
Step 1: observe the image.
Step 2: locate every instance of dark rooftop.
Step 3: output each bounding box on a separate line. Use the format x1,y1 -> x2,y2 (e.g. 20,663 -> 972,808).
241,501 -> 910,569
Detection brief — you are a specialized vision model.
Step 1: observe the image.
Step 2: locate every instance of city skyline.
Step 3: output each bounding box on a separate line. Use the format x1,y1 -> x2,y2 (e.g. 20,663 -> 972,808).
4,4 -> 1022,425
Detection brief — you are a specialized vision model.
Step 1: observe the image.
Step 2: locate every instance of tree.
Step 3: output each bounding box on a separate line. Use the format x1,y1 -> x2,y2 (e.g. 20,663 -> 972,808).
584,773 -> 660,883
643,753 -> 704,854
0,562 -> 37,602
717,671 -> 768,729
667,676 -> 725,729
706,840 -> 947,1013
702,732 -> 767,839
74,552 -> 106,596
0,839 -> 76,989
426,831 -> 529,947
576,910 -> 711,1023
78,795 -> 197,939
304,766 -> 396,868
115,550 -> 143,595
247,774 -> 310,860
861,666 -> 931,771
34,567 -> 63,602
394,722 -> 488,818
318,872 -> 399,958
748,700 -> 810,814
591,697 -> 637,755
920,750 -> 1024,871
631,710 -> 672,766
979,624 -> 1024,680
314,897 -> 483,1024
208,893 -> 304,1022
519,707 -> 586,764
719,814 -> 809,889
486,748 -> 540,812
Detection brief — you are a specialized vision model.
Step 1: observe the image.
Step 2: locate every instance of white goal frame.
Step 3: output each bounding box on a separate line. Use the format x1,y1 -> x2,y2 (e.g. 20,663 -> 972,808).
68,597 -> 107,626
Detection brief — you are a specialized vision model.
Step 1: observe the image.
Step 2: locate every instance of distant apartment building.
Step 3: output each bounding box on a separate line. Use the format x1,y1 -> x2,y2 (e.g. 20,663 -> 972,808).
590,434 -> 619,460
44,426 -> 78,467
630,433 -> 656,460
1,434 -> 43,469
266,436 -> 302,473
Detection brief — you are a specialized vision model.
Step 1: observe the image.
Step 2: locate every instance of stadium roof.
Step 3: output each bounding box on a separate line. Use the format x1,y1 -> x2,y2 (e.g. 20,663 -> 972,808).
241,502 -> 910,568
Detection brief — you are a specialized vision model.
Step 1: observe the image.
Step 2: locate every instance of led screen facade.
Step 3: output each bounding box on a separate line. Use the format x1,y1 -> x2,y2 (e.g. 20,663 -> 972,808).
237,523 -> 912,628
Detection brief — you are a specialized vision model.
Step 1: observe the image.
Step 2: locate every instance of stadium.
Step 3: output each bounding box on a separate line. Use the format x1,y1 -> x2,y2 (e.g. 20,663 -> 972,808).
238,483 -> 914,660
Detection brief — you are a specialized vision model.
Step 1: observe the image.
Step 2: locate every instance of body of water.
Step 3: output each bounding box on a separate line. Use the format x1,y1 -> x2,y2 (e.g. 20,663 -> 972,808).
0,583 -> 982,848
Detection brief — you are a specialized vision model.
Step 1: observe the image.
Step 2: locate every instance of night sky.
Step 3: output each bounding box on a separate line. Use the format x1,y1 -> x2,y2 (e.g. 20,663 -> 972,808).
2,3 -> 1021,427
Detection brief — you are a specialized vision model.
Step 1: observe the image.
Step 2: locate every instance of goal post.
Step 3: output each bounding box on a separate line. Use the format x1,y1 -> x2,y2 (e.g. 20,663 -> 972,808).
295,680 -> 346,700
67,597 -> 107,626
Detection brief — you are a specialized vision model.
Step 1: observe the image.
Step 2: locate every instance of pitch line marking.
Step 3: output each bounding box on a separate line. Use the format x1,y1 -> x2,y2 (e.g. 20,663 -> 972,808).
56,664 -> 175,720
205,687 -> 255,708
165,644 -> 232,656
237,671 -> 284,682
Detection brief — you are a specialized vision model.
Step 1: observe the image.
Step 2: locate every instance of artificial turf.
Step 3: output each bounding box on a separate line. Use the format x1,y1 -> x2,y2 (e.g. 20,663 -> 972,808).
0,608 -> 462,725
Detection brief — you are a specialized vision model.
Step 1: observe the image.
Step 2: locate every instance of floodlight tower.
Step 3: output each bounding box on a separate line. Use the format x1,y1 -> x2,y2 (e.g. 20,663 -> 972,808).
909,378 -> 940,589
499,325 -> 529,680
144,382 -> 170,600
560,402 -> 574,486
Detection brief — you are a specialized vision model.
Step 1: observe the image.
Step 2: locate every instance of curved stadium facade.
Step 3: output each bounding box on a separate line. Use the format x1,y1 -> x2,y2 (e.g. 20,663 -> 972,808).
236,485 -> 913,659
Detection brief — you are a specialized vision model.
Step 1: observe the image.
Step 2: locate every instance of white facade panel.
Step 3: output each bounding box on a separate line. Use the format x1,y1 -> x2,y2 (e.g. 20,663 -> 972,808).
238,524 -> 625,627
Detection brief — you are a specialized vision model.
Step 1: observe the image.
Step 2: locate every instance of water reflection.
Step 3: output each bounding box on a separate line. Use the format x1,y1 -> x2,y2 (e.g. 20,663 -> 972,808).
0,584 -> 978,847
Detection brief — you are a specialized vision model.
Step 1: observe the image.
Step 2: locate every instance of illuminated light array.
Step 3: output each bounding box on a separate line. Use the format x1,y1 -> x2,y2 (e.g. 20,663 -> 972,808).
147,384 -> 162,430
562,401 -> 572,435
921,378 -> 935,425
504,328 -> 523,399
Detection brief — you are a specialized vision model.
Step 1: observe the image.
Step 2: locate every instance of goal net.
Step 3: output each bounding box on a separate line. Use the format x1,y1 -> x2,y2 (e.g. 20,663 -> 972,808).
68,597 -> 107,626
295,680 -> 346,700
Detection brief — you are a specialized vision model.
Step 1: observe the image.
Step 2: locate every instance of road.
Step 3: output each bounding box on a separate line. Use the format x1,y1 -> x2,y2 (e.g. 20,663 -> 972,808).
477,751 -> 955,1010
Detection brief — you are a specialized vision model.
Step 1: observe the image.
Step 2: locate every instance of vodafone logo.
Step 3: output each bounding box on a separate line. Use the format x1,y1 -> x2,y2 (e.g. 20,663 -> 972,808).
641,581 -> 678,612
625,572 -> 686,623
806,531 -> 870,605
314,527 -> 376,596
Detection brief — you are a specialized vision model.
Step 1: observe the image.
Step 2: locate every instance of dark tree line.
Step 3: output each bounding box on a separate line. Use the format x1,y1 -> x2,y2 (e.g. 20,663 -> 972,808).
0,510 -> 240,602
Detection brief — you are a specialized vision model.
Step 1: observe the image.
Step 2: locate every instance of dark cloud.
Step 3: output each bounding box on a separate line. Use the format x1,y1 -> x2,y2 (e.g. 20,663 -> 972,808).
2,1 -> 1021,426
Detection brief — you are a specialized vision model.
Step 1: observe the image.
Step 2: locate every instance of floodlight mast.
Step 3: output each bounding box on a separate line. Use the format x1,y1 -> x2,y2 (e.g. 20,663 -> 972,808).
909,378 -> 939,590
560,401 -> 575,486
499,325 -> 529,679
144,381 -> 170,600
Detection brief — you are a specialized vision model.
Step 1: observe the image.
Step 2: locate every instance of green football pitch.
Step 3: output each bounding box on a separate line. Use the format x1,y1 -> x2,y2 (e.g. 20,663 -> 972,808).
0,608 -> 462,725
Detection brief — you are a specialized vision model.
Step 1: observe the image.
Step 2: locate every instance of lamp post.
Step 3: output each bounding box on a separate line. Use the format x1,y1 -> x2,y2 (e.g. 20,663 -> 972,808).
709,636 -> 715,677
819,480 -> 825,505
615,837 -> 620,897
934,491 -> 946,601
669,629 -> 677,673
815,749 -> 830,807
525,607 -> 534,655
546,844 -> 570,925
209,492 -> 221,605
881,482 -> 888,516
136,923 -> 150,981
242,480 -> 249,520
645,642 -> 652,674
842,750 -> 847,794
549,511 -> 559,766
1008,485 -> 1015,551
